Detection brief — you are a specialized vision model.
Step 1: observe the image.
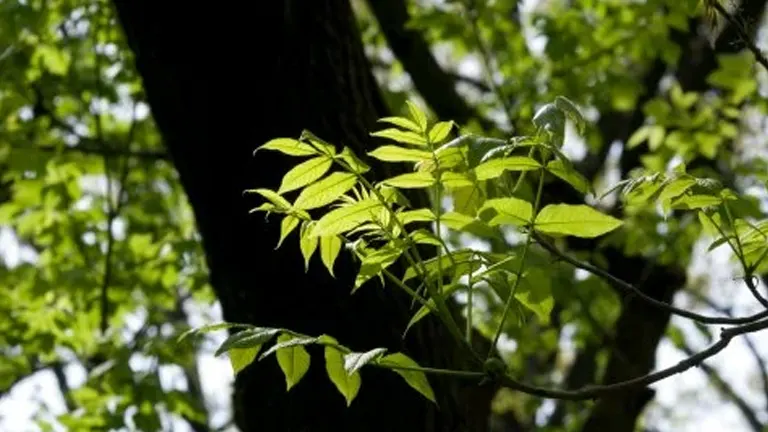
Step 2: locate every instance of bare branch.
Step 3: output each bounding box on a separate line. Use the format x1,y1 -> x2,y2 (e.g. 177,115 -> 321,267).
533,233 -> 768,325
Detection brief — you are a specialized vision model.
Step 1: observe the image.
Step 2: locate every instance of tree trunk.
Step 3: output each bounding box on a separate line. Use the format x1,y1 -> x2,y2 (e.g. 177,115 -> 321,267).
111,1 -> 489,431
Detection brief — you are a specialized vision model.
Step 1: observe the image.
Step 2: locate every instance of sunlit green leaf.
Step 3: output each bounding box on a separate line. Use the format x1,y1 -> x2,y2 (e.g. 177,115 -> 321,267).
321,335 -> 361,406
294,172 -> 358,210
275,334 -> 311,391
474,157 -> 541,181
277,215 -> 300,248
229,347 -> 260,375
320,235 -> 343,277
378,353 -> 436,404
381,172 -> 435,189
406,101 -> 428,132
215,328 -> 281,356
378,116 -> 422,133
371,128 -> 428,147
535,204 -> 623,238
428,121 -> 455,144
256,138 -> 317,156
368,146 -> 432,163
479,197 -> 533,227
277,156 -> 333,194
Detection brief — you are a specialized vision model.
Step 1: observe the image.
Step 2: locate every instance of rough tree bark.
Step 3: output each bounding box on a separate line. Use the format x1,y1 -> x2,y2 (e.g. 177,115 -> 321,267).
111,1 -> 490,431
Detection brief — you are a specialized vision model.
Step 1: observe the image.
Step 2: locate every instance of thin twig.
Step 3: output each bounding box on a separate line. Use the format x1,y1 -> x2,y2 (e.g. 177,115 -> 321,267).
676,336 -> 764,432
533,232 -> 768,325
687,289 -> 768,412
709,0 -> 768,73
492,317 -> 768,400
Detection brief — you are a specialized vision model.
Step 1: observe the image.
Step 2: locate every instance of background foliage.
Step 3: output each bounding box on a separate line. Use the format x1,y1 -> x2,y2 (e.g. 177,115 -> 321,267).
0,0 -> 767,431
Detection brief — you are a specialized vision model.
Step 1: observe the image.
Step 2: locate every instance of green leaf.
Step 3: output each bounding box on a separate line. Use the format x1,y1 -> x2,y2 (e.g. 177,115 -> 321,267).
322,336 -> 361,406
627,125 -> 651,149
441,172 -> 474,189
404,284 -> 463,335
535,204 -> 623,238
355,243 -> 404,290
277,156 -> 333,194
382,172 -> 435,189
312,199 -> 383,237
245,189 -> 291,211
275,334 -> 311,391
428,121 -> 455,144
371,128 -> 427,147
277,215 -> 300,248
658,178 -> 696,212
554,96 -> 586,134
294,172 -> 358,210
671,194 -> 722,210
256,138 -> 317,156
378,116 -> 422,133
398,208 -> 436,225
259,336 -> 319,359
299,221 -> 318,271
378,353 -> 436,404
479,197 -> 533,227
474,157 -> 541,181
337,147 -> 371,174
300,130 -> 338,155
177,322 -> 253,343
699,211 -> 721,237
406,101 -> 428,132
440,212 -> 496,237
545,160 -> 591,194
344,348 -> 388,375
215,328 -> 281,356
368,146 -> 432,163
320,235 -> 343,277
515,268 -> 554,324
229,347 -> 260,375
409,229 -> 443,246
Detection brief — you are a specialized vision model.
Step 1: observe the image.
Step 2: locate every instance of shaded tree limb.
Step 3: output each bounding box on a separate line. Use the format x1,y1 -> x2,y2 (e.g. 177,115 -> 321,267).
366,0 -> 491,128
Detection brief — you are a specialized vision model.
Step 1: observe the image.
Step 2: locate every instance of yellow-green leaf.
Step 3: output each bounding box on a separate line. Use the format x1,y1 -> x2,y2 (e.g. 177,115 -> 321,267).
535,204 -> 623,238
228,347 -> 260,375
382,172 -> 435,189
545,160 -> 591,195
275,334 -> 311,391
371,128 -> 427,147
277,156 -> 333,194
312,199 -> 382,237
245,189 -> 291,211
294,172 -> 358,210
368,146 -> 432,163
406,101 -> 428,132
322,336 -> 361,406
320,235 -> 343,277
474,157 -> 541,181
441,172 -> 474,189
256,138 -> 317,156
299,221 -> 318,271
378,116 -> 422,133
277,215 -> 300,248
479,197 -> 533,227
378,353 -> 436,404
428,121 -> 454,144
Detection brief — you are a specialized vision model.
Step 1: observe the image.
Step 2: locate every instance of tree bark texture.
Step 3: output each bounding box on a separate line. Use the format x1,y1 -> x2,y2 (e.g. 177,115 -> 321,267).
111,1 -> 490,431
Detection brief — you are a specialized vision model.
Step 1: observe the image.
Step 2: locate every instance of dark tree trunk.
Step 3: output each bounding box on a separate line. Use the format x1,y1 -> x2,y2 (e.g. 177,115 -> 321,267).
111,1 -> 490,431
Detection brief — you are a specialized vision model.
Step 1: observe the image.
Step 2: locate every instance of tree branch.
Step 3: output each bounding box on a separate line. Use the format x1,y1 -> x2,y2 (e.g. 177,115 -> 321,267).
533,233 -> 768,325
676,335 -> 764,432
366,0 -> 491,127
